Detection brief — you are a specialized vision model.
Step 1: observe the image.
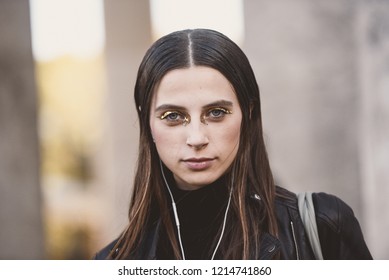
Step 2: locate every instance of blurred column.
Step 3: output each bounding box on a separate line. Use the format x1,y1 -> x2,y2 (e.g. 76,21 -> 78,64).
0,0 -> 44,259
95,0 -> 152,246
357,0 -> 389,260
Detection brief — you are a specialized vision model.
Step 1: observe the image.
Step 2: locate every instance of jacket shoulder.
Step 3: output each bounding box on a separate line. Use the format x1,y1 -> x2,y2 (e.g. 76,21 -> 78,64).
93,238 -> 119,260
275,185 -> 298,208
274,187 -> 372,259
312,192 -> 351,231
312,192 -> 372,259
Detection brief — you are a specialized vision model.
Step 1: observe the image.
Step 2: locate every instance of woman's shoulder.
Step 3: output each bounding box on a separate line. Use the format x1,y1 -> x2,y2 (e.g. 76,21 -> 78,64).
311,192 -> 354,230
275,186 -> 372,259
275,185 -> 356,223
313,192 -> 372,259
93,238 -> 118,260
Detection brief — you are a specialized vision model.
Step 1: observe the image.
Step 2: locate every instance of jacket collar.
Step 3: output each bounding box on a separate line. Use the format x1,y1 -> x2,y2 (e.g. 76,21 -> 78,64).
129,190 -> 282,260
257,232 -> 280,260
131,219 -> 280,260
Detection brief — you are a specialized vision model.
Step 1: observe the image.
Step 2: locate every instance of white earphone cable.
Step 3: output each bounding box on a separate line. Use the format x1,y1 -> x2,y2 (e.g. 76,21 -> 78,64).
160,161 -> 186,260
211,186 -> 233,260
159,160 -> 232,260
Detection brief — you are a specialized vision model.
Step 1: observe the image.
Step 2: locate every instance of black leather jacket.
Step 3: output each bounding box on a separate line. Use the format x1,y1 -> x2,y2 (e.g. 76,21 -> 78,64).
94,186 -> 372,260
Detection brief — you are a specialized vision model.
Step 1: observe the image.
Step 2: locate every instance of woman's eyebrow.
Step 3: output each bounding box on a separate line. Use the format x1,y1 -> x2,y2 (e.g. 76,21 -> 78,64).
203,100 -> 233,108
155,100 -> 233,112
155,104 -> 187,112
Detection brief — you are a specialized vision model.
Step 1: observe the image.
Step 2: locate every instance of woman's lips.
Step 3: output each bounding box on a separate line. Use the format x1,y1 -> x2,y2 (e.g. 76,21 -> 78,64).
182,158 -> 215,171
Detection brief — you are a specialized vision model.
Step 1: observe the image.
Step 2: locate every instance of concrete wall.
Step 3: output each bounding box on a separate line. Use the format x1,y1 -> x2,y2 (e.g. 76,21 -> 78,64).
0,0 -> 44,259
356,0 -> 389,260
243,0 -> 389,259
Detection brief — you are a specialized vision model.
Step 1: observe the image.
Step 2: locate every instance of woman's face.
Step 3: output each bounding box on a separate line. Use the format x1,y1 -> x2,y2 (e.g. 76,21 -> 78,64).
150,66 -> 242,190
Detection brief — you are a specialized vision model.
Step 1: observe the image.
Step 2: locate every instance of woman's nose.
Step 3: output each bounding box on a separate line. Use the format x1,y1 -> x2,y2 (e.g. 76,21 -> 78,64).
185,120 -> 209,149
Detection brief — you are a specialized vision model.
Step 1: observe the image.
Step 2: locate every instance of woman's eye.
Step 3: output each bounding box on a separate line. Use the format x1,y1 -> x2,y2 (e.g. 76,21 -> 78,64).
209,109 -> 224,117
165,112 -> 179,120
207,108 -> 232,119
159,111 -> 187,125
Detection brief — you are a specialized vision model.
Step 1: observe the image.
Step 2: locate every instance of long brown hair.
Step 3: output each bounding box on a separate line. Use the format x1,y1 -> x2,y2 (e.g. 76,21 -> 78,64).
111,29 -> 277,259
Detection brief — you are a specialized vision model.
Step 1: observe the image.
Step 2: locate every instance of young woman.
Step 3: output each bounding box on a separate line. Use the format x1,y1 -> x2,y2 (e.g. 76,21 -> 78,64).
94,29 -> 372,260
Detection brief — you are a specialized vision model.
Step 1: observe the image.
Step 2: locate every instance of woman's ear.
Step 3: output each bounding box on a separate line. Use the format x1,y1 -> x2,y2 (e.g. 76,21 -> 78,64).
249,102 -> 254,120
150,130 -> 155,143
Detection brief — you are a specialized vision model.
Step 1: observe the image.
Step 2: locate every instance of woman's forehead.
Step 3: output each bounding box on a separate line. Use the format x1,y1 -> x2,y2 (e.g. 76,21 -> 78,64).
151,66 -> 237,108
